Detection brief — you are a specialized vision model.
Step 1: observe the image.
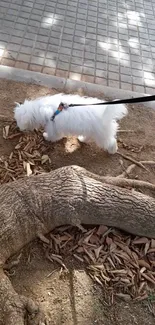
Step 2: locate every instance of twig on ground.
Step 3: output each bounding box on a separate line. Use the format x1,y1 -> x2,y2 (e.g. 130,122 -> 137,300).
117,152 -> 149,172
118,164 -> 136,178
118,130 -> 135,133
141,161 -> 155,165
118,161 -> 155,178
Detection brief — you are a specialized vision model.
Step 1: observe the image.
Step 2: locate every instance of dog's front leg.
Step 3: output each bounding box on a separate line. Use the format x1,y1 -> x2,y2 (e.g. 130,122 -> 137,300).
43,132 -> 50,141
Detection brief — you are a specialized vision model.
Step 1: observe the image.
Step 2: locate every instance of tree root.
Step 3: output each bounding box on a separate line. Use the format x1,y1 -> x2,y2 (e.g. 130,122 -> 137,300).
76,166 -> 155,192
3,253 -> 22,271
0,164 -> 155,323
0,268 -> 47,325
103,176 -> 155,191
118,163 -> 136,178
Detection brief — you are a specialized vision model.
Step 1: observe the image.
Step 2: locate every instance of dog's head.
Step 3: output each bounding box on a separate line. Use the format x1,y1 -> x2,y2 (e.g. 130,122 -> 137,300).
14,100 -> 36,131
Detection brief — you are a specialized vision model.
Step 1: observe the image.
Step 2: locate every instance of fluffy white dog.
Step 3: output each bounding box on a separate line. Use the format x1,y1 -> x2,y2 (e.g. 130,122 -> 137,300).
14,93 -> 127,154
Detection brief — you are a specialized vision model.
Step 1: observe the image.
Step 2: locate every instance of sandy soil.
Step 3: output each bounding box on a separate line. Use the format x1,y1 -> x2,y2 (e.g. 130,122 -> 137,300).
0,79 -> 155,325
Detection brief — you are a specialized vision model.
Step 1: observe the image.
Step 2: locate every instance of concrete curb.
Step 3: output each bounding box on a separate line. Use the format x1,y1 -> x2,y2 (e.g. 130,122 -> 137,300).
0,65 -> 154,109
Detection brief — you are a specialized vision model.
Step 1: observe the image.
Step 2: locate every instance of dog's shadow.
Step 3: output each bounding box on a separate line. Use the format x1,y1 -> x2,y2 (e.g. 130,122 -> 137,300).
46,136 -> 121,177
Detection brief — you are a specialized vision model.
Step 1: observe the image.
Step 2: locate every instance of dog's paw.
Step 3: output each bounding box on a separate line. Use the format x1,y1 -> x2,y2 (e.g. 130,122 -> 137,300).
78,135 -> 87,143
107,139 -> 118,154
43,132 -> 49,141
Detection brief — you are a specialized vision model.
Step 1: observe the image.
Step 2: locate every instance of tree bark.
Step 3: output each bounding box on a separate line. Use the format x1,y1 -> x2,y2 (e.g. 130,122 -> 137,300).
0,164 -> 155,324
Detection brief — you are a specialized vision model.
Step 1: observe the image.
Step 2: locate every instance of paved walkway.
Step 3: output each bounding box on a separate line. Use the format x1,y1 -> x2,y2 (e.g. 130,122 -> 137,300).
0,0 -> 155,93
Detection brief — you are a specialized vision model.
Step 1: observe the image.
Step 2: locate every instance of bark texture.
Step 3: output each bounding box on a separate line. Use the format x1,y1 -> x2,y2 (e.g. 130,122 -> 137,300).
0,164 -> 155,324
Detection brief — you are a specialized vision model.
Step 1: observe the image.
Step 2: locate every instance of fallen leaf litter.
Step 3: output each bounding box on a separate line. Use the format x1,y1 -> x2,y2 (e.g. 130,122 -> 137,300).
2,122 -> 155,300
0,122 -> 52,183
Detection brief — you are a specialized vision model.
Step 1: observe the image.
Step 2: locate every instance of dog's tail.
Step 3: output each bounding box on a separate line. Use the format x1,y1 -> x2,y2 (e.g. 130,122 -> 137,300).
102,102 -> 128,123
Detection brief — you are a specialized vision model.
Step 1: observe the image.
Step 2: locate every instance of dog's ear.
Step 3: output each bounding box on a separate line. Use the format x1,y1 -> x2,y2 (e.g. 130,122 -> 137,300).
14,102 -> 22,107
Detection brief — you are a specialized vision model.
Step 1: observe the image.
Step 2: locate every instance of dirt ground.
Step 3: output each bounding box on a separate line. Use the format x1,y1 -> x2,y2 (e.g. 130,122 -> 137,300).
0,79 -> 155,325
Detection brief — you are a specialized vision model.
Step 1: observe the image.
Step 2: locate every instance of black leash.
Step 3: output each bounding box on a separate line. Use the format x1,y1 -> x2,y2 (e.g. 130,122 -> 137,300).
68,94 -> 155,107
51,94 -> 155,121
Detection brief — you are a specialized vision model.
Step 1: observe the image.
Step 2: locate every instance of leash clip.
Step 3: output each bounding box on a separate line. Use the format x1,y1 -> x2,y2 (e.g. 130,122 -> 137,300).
51,102 -> 68,121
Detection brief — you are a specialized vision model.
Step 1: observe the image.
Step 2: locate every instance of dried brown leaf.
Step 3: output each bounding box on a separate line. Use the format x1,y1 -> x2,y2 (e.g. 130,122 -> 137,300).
120,278 -> 131,284
38,233 -> 50,244
134,293 -> 148,301
89,234 -> 99,244
126,237 -> 131,246
84,248 -> 95,263
106,236 -> 113,246
50,233 -> 61,245
144,242 -> 150,255
8,132 -> 22,139
15,143 -> 22,150
3,125 -> 10,139
109,269 -> 128,275
138,259 -> 151,270
132,237 -> 149,245
94,245 -> 103,259
114,254 -> 122,265
83,255 -> 90,264
73,254 -> 84,262
47,254 -> 67,270
116,293 -> 131,301
131,251 -> 139,264
107,256 -> 116,268
148,248 -> 155,253
96,225 -> 108,236
94,275 -> 104,286
26,162 -> 32,176
59,235 -> 71,242
117,242 -> 132,257
140,267 -> 146,274
101,271 -> 111,282
28,160 -> 35,166
115,251 -> 131,262
151,239 -> 155,249
83,229 -> 95,244
9,152 -> 13,160
88,264 -> 105,271
76,246 -> 85,253
41,154 -> 51,164
141,273 -> 155,285
110,242 -> 117,252
138,281 -> 146,293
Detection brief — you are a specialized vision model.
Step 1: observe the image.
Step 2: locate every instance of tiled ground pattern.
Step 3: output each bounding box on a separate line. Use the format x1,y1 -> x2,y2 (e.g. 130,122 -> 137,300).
0,0 -> 155,93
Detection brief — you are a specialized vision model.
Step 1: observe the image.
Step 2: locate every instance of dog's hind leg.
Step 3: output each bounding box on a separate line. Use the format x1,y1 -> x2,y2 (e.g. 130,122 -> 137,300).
95,136 -> 118,154
43,132 -> 50,141
97,120 -> 118,154
43,132 -> 63,142
94,123 -> 118,154
106,138 -> 118,154
78,135 -> 90,143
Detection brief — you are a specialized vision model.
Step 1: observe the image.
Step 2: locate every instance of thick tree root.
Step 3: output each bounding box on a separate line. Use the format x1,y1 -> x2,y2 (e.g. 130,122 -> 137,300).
0,269 -> 47,325
77,166 -> 155,191
0,164 -> 155,323
103,176 -> 155,191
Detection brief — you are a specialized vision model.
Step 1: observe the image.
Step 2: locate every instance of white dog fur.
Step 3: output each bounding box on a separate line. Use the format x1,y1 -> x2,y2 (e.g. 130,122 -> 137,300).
14,93 -> 128,154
